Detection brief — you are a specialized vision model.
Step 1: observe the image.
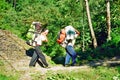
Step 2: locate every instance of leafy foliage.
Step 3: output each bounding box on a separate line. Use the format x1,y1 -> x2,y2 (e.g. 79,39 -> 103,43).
0,0 -> 120,63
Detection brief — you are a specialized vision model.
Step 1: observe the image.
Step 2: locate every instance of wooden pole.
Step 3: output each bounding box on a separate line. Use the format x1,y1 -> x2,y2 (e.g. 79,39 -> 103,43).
84,0 -> 97,48
106,0 -> 111,41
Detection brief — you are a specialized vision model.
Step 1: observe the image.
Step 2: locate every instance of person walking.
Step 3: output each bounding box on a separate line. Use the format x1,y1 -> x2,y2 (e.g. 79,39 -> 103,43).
26,22 -> 49,68
57,25 -> 80,66
65,26 -> 80,66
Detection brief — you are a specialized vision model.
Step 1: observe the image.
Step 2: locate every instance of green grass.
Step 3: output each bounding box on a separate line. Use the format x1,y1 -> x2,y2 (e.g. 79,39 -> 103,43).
0,74 -> 9,80
0,61 -> 19,80
0,74 -> 18,80
31,66 -> 120,80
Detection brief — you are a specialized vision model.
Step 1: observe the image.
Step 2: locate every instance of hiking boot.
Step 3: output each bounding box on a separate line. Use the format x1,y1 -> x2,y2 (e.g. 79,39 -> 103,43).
71,63 -> 79,66
64,64 -> 70,67
43,65 -> 51,68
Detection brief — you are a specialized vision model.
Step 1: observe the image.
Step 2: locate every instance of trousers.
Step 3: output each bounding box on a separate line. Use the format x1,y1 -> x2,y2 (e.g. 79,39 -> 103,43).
65,45 -> 77,66
29,46 -> 48,67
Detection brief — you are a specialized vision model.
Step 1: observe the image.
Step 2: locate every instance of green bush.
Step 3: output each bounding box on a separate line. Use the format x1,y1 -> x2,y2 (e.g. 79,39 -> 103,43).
1,0 -> 120,63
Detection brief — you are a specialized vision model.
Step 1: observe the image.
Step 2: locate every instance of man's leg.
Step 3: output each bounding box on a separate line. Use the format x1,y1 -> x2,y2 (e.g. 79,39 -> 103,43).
35,46 -> 48,67
37,59 -> 44,67
66,45 -> 77,66
65,52 -> 71,66
29,51 -> 38,66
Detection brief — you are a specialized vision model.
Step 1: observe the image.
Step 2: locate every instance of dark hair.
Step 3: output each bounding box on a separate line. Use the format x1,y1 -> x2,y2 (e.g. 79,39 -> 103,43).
35,23 -> 41,31
35,23 -> 41,27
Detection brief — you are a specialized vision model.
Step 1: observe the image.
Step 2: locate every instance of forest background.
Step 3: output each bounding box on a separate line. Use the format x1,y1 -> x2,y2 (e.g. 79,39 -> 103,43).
0,0 -> 120,65
0,0 -> 120,80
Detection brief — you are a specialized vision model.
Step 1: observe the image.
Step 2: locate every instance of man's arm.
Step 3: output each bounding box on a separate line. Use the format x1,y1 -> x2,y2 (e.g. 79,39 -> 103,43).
75,29 -> 80,35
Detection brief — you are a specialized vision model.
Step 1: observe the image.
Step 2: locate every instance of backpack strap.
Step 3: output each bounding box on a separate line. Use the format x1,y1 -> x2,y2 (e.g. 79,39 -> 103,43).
28,22 -> 43,46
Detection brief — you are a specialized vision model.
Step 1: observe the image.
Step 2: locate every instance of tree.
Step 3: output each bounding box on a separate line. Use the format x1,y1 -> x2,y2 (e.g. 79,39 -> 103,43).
84,0 -> 98,48
5,0 -> 11,3
106,0 -> 111,41
13,0 -> 16,10
5,0 -> 16,10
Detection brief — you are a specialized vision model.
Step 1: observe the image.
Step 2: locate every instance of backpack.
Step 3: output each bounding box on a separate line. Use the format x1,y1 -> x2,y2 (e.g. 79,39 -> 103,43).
65,26 -> 76,41
57,29 -> 66,44
26,23 -> 35,40
26,22 -> 41,46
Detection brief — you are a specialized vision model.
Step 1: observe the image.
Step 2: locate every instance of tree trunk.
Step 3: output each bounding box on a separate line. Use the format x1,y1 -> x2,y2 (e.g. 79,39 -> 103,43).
106,0 -> 111,41
82,0 -> 85,51
13,0 -> 16,10
5,0 -> 11,3
6,0 -> 16,10
84,0 -> 97,48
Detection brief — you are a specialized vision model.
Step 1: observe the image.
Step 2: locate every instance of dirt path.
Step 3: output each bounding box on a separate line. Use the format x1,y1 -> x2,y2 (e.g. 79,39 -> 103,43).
2,54 -> 120,80
11,56 -> 89,80
19,65 -> 89,80
10,55 -> 120,80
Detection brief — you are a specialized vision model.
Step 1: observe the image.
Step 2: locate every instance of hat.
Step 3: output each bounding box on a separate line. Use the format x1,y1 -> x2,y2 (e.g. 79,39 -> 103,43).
35,23 -> 41,27
45,29 -> 49,33
32,22 -> 41,27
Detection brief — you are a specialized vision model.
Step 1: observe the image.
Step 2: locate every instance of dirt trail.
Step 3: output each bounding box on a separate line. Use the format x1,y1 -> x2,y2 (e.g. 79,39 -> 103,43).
12,56 -> 89,80
4,55 -> 120,80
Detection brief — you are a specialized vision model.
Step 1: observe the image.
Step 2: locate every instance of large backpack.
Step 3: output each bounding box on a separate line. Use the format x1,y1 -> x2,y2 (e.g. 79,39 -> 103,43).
65,26 -> 76,41
26,22 -> 41,46
57,29 -> 66,44
26,23 -> 35,40
57,29 -> 68,48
